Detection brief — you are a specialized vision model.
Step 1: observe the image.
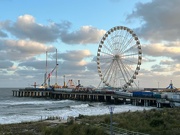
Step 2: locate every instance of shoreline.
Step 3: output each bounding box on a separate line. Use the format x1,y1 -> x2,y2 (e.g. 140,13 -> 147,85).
1,108 -> 180,135
0,104 -> 156,125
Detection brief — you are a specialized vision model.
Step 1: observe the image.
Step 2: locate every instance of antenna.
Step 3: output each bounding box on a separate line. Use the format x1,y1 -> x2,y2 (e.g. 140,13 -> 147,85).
55,48 -> 58,86
44,51 -> 48,87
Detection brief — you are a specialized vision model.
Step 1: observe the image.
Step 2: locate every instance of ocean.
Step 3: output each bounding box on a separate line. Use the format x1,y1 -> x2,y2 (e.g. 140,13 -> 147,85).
0,88 -> 154,124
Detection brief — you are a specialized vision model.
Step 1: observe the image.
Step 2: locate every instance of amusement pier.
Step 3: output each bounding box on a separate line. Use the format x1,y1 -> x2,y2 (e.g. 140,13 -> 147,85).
12,26 -> 180,108
12,81 -> 180,108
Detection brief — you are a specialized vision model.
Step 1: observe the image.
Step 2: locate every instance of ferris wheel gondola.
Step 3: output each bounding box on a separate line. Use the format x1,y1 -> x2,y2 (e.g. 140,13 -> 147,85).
97,26 -> 142,89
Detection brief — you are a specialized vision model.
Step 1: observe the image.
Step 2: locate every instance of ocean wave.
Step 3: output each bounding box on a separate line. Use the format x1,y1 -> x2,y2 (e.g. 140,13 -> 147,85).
44,105 -> 71,111
70,104 -> 89,108
1,99 -> 74,106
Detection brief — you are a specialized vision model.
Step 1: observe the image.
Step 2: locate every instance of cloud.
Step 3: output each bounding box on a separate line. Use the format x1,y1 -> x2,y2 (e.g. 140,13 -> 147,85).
0,14 -> 105,87
55,50 -> 93,75
125,0 -> 180,86
60,25 -> 106,44
126,0 -> 180,42
58,50 -> 92,61
160,60 -> 173,65
15,50 -> 98,86
0,61 -> 14,69
151,64 -> 166,72
143,42 -> 180,58
0,39 -> 55,61
18,59 -> 48,70
1,14 -> 64,43
0,30 -> 7,37
173,70 -> 180,76
1,14 -> 105,45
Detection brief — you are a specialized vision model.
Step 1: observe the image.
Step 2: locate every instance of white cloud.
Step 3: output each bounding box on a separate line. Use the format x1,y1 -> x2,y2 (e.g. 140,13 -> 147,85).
0,39 -> 55,61
143,42 -> 180,58
60,25 -> 106,44
1,14 -> 106,45
58,50 -> 92,61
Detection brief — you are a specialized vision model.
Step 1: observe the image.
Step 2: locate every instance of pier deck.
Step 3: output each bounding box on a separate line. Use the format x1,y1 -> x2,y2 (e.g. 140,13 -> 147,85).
12,89 -> 174,108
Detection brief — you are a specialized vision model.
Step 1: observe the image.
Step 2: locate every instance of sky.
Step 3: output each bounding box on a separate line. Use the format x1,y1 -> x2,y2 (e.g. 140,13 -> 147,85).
0,0 -> 180,88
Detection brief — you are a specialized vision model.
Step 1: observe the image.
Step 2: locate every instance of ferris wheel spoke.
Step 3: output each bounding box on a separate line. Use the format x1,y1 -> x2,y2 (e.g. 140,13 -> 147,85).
122,60 -> 137,67
121,65 -> 132,83
122,61 -> 136,78
122,44 -> 137,54
100,51 -> 114,57
99,57 -> 114,62
121,37 -> 134,53
112,33 -> 120,51
113,32 -> 119,50
109,62 -> 119,85
100,58 -> 114,72
106,39 -> 116,53
109,33 -> 121,52
122,63 -> 134,79
101,60 -> 115,83
122,53 -> 139,57
133,81 -> 138,88
102,44 -> 114,54
105,62 -> 116,84
112,63 -> 124,87
118,60 -> 133,85
99,55 -> 113,63
115,59 -> 129,83
120,32 -> 130,51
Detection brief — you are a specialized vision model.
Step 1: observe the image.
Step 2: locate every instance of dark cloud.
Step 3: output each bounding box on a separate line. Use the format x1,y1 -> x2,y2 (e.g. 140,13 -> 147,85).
173,71 -> 180,76
19,60 -> 48,70
0,30 -> 7,37
142,57 -> 156,63
86,61 -> 97,72
15,69 -> 43,77
160,60 -> 174,65
127,0 -> 180,42
0,61 -> 13,69
151,64 -> 166,72
171,55 -> 180,62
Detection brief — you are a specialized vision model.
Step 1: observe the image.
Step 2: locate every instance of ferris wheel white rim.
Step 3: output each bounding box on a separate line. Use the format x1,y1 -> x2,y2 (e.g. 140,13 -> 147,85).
97,26 -> 142,89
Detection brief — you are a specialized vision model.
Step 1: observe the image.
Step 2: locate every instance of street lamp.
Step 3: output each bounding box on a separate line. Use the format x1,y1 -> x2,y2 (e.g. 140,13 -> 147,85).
108,106 -> 114,135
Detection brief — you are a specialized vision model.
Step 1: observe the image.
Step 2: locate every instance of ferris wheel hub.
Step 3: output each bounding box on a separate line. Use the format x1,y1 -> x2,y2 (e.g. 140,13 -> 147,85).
114,54 -> 120,60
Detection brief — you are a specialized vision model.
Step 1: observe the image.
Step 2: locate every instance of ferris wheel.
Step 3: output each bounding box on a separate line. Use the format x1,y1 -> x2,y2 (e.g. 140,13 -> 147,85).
97,26 -> 142,89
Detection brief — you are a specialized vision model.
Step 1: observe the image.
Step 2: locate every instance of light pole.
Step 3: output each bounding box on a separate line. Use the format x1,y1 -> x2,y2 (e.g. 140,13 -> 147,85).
63,75 -> 66,88
108,106 -> 114,135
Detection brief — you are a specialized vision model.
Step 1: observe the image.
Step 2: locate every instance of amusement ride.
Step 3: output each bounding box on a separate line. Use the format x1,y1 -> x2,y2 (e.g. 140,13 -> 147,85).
97,26 -> 142,89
